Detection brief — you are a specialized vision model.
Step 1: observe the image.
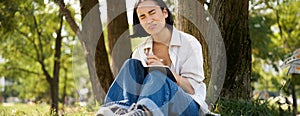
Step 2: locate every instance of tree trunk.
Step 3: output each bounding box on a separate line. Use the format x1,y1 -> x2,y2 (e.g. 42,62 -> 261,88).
210,0 -> 251,99
57,0 -> 111,104
175,0 -> 229,109
80,0 -> 113,103
175,0 -> 210,89
107,0 -> 131,77
49,81 -> 59,114
61,68 -> 68,111
50,14 -> 63,114
42,64 -> 56,114
291,74 -> 299,115
35,13 -> 63,114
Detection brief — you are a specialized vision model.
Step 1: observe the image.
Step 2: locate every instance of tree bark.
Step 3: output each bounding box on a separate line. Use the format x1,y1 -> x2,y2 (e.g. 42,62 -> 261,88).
107,0 -> 131,77
57,0 -> 112,104
49,13 -> 63,114
56,0 -> 79,34
61,68 -> 68,111
32,12 -> 63,114
80,0 -> 113,103
49,82 -> 59,114
210,0 -> 251,99
175,0 -> 229,109
291,74 -> 299,115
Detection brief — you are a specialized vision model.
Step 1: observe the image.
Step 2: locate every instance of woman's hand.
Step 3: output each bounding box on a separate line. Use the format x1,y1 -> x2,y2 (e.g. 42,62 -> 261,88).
146,55 -> 164,66
147,55 -> 195,94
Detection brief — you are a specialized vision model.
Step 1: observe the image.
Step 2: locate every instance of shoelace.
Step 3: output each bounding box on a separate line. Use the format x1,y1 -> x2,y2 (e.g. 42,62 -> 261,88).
128,103 -> 137,111
103,101 -> 130,107
125,103 -> 148,116
99,101 -> 131,116
114,108 -> 128,115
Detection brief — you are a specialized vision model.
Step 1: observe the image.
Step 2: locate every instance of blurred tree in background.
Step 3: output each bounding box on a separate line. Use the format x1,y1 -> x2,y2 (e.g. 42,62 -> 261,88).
250,0 -> 300,95
250,0 -> 300,114
0,0 -> 77,114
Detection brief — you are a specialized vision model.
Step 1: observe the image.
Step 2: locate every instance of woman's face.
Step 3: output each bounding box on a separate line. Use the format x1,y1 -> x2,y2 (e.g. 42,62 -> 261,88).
136,0 -> 168,35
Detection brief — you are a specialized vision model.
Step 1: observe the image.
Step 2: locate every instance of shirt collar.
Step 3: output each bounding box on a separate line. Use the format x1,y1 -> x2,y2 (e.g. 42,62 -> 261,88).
143,37 -> 153,49
142,27 -> 182,50
169,27 -> 181,47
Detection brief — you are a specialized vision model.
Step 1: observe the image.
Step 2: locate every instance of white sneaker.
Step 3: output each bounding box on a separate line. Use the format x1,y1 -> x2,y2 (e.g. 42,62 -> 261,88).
96,102 -> 129,116
122,103 -> 150,116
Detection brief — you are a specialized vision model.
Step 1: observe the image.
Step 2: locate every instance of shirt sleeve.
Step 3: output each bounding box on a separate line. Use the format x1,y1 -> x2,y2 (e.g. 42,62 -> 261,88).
180,36 -> 208,112
180,38 -> 205,82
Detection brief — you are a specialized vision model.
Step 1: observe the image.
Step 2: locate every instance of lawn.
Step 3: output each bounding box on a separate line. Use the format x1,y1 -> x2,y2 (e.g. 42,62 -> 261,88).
0,103 -> 97,116
1,99 -> 298,115
1,103 -> 50,116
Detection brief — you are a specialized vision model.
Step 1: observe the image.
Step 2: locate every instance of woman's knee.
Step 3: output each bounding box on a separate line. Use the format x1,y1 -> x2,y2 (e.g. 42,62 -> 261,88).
145,70 -> 167,82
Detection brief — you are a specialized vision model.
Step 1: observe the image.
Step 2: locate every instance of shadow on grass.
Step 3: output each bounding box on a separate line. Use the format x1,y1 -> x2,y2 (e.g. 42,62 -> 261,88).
211,98 -> 295,116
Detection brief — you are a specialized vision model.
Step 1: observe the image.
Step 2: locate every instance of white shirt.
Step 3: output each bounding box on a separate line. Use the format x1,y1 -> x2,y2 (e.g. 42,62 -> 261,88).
132,28 -> 209,113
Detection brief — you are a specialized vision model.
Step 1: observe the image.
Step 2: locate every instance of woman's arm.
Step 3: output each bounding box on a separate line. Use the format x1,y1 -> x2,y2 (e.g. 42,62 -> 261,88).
172,71 -> 195,94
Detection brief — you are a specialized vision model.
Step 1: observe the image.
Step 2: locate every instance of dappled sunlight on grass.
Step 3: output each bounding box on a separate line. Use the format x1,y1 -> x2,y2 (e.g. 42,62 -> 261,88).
0,103 -> 98,116
0,103 -> 50,116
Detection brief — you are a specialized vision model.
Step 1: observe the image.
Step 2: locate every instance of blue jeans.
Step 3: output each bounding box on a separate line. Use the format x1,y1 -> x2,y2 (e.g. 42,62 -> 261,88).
104,59 -> 201,116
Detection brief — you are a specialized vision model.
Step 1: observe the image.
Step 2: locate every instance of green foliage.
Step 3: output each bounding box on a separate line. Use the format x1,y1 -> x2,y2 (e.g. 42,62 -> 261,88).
250,0 -> 300,94
0,0 -> 77,103
213,98 -> 293,116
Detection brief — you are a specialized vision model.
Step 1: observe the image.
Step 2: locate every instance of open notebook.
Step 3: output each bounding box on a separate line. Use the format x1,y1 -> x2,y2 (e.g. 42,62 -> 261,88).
140,59 -> 177,83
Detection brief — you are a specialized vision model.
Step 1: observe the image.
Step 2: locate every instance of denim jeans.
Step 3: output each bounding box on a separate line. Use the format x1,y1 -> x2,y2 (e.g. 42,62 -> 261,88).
104,59 -> 201,116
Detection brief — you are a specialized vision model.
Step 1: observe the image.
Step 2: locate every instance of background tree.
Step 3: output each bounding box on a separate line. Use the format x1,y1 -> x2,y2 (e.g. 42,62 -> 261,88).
250,0 -> 300,89
106,0 -> 131,76
57,0 -> 113,103
210,0 -> 252,99
175,0 -> 226,108
80,0 -> 113,102
0,0 -> 76,114
250,0 -> 300,114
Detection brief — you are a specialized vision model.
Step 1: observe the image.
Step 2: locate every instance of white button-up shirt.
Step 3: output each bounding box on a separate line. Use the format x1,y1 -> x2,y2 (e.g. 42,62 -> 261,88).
132,28 -> 209,113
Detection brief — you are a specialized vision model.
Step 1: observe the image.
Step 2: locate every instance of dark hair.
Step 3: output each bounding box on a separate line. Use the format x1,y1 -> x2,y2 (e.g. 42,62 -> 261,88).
131,0 -> 174,37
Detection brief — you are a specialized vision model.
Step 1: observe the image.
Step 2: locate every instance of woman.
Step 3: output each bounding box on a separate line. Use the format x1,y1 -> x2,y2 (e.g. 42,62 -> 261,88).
97,0 -> 209,115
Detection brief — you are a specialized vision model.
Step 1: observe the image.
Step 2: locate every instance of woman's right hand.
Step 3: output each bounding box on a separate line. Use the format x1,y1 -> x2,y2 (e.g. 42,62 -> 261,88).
146,55 -> 164,66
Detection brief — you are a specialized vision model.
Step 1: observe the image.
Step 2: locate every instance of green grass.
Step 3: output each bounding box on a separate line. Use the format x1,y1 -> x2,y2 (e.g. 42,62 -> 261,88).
1,99 -> 298,115
0,103 -> 98,116
212,98 -> 295,116
0,103 -> 50,116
